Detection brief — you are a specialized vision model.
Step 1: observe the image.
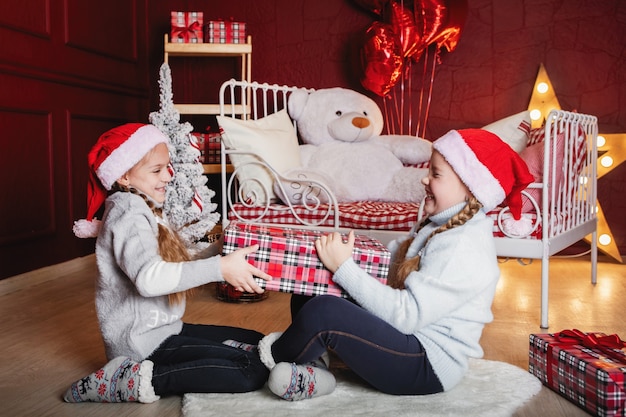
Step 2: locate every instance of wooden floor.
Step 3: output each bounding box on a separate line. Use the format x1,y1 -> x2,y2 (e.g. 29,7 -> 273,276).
1,253 -> 624,417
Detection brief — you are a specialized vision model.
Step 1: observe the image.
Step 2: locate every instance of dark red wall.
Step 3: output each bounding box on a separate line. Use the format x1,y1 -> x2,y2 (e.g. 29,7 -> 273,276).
1,0 -> 624,279
0,0 -> 150,279
148,0 -> 626,256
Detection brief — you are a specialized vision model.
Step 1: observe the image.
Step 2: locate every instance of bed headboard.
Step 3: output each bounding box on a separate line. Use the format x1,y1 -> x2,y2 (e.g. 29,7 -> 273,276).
219,78 -> 309,122
218,79 -> 333,228
541,110 -> 598,236
494,109 -> 598,256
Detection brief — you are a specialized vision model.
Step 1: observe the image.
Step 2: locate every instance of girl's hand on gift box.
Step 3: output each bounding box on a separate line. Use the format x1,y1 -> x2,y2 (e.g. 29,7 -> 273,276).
221,244 -> 272,293
315,230 -> 355,273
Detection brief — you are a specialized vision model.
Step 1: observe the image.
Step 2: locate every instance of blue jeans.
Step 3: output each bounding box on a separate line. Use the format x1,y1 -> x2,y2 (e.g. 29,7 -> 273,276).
147,323 -> 269,395
272,295 -> 443,395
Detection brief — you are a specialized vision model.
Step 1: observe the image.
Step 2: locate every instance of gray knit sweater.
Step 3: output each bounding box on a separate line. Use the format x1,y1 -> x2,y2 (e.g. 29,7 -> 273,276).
333,203 -> 500,391
94,192 -> 224,361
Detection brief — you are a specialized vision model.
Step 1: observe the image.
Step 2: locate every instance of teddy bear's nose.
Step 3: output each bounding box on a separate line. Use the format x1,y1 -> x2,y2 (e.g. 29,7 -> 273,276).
352,117 -> 370,129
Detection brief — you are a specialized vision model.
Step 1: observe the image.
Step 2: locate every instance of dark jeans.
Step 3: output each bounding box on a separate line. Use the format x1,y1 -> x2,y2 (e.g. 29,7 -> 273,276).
290,294 -> 314,319
147,323 -> 269,395
273,295 -> 443,395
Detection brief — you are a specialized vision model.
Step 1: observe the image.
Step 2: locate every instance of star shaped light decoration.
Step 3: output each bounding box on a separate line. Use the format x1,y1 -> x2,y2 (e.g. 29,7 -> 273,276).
527,63 -> 624,262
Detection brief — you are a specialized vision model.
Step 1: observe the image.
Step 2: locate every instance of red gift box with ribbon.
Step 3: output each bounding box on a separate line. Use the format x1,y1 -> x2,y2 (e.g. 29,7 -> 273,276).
222,221 -> 390,298
191,132 -> 222,164
204,132 -> 222,164
170,11 -> 203,43
529,329 -> 626,416
204,19 -> 246,44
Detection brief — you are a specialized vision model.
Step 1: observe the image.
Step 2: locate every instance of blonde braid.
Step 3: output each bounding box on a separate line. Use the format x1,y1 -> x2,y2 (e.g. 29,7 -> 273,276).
111,184 -> 194,305
387,197 -> 483,289
385,219 -> 427,290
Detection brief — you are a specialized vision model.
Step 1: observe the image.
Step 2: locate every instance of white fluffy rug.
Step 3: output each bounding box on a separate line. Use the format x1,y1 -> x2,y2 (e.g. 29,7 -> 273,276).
182,359 -> 541,417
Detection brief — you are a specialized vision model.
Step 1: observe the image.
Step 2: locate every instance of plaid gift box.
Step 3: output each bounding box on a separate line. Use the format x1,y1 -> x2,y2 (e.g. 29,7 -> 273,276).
529,329 -> 626,416
205,132 -> 222,164
170,11 -> 203,43
222,221 -> 390,297
191,132 -> 223,164
204,20 -> 246,44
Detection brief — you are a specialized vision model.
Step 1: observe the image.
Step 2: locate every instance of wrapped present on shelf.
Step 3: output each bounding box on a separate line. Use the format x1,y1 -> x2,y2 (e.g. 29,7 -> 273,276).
205,132 -> 222,164
170,11 -> 203,43
204,19 -> 246,44
191,132 -> 225,164
222,221 -> 390,297
529,329 -> 626,416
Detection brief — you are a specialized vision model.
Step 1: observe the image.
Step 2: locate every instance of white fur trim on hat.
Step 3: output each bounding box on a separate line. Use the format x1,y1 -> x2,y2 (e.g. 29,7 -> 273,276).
96,125 -> 169,190
432,130 -> 505,212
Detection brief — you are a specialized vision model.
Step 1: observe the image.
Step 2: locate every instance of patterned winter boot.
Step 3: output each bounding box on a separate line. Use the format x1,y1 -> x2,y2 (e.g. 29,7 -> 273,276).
258,332 -> 336,401
63,356 -> 159,403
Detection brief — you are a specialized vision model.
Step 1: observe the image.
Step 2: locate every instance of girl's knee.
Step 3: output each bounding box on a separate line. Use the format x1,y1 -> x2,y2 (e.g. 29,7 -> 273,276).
302,295 -> 341,313
298,295 -> 355,324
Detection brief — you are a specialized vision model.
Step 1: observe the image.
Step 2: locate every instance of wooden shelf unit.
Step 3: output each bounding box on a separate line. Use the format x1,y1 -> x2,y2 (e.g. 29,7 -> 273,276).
164,33 -> 251,173
203,164 -> 232,175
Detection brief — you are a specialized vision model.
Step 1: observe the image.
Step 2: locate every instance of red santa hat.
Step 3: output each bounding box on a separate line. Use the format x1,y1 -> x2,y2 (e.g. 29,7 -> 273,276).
73,123 -> 169,238
432,128 -> 535,235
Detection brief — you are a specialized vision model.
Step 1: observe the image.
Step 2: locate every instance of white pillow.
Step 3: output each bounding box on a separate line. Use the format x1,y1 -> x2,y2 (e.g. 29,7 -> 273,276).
217,109 -> 301,204
482,111 -> 531,153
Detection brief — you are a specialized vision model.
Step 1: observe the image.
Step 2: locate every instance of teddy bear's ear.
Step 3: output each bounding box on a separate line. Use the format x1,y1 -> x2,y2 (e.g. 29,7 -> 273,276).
287,89 -> 311,121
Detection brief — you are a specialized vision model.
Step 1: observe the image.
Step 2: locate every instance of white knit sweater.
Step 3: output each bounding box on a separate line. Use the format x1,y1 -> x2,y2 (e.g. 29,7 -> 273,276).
94,192 -> 224,361
333,203 -> 500,391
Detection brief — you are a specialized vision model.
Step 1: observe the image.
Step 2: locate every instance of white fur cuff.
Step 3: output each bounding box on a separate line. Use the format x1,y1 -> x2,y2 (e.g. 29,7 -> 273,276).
258,332 -> 283,370
138,360 -> 160,403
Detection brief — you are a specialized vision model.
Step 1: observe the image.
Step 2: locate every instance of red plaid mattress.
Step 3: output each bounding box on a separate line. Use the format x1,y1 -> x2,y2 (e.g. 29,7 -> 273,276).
230,201 -> 545,239
230,201 -> 420,230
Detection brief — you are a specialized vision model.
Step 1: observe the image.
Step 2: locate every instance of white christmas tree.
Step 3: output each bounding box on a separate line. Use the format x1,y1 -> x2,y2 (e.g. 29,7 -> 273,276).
149,63 -> 220,253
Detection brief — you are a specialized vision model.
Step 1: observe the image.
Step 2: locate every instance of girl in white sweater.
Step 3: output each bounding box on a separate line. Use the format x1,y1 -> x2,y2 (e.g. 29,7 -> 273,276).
258,128 -> 534,401
64,123 -> 272,403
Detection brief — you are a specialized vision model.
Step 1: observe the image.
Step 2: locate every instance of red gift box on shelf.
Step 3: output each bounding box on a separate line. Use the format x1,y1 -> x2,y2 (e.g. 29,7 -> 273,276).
191,132 -> 223,164
205,132 -> 222,164
529,329 -> 626,416
204,20 -> 246,44
222,221 -> 390,297
170,11 -> 203,43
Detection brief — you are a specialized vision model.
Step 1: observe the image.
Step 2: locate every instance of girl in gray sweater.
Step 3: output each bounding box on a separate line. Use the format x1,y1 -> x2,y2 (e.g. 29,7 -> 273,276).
64,123 -> 272,403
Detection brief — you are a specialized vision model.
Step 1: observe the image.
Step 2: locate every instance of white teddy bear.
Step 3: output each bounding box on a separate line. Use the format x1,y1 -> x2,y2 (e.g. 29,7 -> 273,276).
274,87 -> 432,204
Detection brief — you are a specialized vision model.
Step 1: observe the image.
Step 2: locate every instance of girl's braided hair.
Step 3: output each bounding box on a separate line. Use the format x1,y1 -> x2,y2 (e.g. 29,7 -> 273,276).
111,184 -> 194,305
386,197 -> 483,289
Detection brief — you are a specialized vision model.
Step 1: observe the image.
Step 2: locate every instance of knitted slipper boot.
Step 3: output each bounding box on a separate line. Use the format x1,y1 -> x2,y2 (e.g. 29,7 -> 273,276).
258,331 -> 336,400
63,357 -> 159,403
267,361 -> 336,401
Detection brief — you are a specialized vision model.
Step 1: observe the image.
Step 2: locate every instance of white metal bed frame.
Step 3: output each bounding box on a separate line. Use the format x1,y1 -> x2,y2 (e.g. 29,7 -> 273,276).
218,79 -> 599,328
